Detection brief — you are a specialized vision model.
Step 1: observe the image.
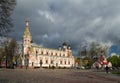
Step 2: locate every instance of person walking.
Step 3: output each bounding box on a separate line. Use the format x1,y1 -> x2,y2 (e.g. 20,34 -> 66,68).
39,60 -> 42,68
105,65 -> 109,73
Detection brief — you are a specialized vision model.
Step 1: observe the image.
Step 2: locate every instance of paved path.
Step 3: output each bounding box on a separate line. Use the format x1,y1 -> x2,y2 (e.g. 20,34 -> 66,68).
0,69 -> 120,83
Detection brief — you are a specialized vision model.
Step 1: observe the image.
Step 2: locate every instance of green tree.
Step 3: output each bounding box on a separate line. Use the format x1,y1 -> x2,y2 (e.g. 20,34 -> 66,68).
75,57 -> 80,66
0,48 -> 4,67
2,38 -> 18,68
1,40 -> 9,67
119,56 -> 120,67
107,55 -> 120,67
0,0 -> 16,36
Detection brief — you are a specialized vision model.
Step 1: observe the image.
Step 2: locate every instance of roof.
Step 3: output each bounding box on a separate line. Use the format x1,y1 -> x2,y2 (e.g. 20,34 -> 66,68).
62,42 -> 67,46
24,27 -> 31,37
23,19 -> 31,37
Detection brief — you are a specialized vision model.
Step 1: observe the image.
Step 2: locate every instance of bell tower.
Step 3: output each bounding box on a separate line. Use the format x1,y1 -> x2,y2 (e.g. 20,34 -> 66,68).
22,18 -> 32,55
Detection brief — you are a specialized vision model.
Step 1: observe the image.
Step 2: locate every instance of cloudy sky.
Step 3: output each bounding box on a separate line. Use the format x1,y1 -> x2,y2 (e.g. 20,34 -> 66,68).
11,0 -> 120,56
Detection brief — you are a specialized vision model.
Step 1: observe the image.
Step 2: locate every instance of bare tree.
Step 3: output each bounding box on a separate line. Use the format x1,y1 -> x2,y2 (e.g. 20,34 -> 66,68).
0,0 -> 16,36
89,42 -> 109,59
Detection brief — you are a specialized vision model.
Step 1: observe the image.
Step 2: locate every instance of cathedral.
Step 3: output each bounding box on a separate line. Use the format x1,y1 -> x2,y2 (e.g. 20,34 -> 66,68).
22,19 -> 75,68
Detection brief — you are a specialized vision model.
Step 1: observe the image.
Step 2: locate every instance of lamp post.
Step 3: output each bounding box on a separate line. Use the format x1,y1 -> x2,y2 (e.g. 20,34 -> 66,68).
80,51 -> 82,68
52,56 -> 54,69
79,45 -> 82,68
25,47 -> 30,69
21,43 -> 24,68
25,53 -> 29,69
79,45 -> 87,68
51,55 -> 57,69
36,50 -> 39,67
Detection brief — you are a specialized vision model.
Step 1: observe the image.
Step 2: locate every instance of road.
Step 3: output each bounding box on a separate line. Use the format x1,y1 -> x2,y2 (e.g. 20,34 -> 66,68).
0,68 -> 120,83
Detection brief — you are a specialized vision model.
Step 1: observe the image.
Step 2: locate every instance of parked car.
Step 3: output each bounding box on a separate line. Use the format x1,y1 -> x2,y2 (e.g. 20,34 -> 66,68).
75,66 -> 85,69
85,66 -> 91,69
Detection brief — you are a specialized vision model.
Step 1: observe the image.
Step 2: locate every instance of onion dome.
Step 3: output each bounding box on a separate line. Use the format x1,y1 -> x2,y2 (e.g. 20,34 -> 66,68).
62,42 -> 67,46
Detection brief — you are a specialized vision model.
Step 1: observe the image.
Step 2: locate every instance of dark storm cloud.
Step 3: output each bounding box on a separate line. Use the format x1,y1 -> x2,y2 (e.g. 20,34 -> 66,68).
11,0 -> 120,56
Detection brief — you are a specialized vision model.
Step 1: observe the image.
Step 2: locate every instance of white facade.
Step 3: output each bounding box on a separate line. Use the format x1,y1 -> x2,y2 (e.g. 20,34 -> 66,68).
22,19 -> 74,68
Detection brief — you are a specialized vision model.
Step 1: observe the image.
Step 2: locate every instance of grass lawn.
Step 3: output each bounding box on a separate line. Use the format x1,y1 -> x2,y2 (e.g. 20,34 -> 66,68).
112,72 -> 120,75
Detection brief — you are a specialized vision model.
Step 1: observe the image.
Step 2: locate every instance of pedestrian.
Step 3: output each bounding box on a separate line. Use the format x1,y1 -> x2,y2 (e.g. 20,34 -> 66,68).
39,60 -> 42,68
25,62 -> 27,69
96,66 -> 99,70
105,65 -> 109,73
25,58 -> 29,69
12,61 -> 14,69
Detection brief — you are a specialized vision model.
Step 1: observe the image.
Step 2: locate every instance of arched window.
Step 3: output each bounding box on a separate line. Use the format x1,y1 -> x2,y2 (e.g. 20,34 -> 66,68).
46,60 -> 48,64
51,60 -> 53,64
68,61 -> 70,65
41,51 -> 43,55
51,52 -> 53,55
46,51 -> 48,55
60,61 -> 62,64
59,53 -> 61,56
56,53 -> 57,56
65,61 -> 66,64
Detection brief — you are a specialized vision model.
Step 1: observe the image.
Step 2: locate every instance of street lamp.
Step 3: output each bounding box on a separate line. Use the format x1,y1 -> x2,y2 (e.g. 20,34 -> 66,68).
25,47 -> 30,69
25,54 -> 29,69
79,45 -> 82,68
79,45 -> 87,68
80,51 -> 82,68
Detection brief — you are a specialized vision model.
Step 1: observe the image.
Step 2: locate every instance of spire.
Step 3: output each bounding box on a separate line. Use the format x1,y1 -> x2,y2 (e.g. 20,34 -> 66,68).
26,18 -> 29,27
24,18 -> 31,37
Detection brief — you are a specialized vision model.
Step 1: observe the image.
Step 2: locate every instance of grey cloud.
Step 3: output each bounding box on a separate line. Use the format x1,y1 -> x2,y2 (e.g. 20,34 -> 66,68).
11,0 -> 120,56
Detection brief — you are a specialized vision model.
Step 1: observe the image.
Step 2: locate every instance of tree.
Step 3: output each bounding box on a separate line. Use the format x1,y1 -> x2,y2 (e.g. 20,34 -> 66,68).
88,42 -> 108,59
2,38 -> 18,68
0,0 -> 16,36
81,46 -> 87,57
0,48 -> 4,67
75,57 -> 80,66
1,39 -> 9,67
107,55 -> 120,67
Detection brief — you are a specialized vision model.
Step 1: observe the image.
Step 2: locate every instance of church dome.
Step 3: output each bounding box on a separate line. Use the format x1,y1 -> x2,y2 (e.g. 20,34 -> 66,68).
62,42 -> 67,46
23,18 -> 31,37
